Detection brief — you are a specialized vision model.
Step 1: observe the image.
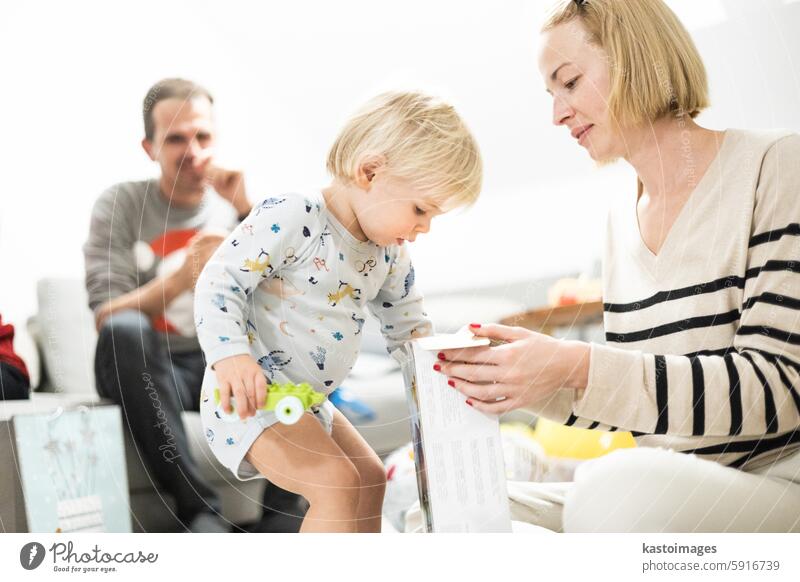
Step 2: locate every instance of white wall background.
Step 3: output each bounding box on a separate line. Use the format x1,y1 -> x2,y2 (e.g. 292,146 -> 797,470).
1,0 -> 799,325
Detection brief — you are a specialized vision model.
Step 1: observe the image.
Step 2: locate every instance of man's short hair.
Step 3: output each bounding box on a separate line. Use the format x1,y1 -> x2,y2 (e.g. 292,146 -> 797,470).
142,78 -> 214,141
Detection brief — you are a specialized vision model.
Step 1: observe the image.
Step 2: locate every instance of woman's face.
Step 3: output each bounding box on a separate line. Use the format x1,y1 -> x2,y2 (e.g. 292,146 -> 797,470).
538,19 -> 619,163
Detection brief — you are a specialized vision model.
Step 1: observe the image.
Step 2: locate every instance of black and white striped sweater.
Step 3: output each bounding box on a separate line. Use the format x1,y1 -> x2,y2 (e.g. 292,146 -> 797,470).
538,129 -> 800,472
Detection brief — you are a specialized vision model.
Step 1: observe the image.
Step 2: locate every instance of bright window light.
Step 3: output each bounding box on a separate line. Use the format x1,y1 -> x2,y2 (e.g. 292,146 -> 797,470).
667,0 -> 727,29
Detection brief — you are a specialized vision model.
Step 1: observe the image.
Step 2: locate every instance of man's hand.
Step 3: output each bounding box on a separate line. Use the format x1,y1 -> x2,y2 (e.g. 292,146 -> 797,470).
206,164 -> 251,216
176,231 -> 226,289
212,354 -> 269,420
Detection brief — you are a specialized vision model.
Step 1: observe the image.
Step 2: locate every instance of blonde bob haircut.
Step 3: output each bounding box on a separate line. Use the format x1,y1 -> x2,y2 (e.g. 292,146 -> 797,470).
542,0 -> 709,126
326,91 -> 482,210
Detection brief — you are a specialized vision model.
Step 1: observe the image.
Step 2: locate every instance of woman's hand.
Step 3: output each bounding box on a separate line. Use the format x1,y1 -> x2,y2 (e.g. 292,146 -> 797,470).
212,354 -> 269,420
434,323 -> 590,414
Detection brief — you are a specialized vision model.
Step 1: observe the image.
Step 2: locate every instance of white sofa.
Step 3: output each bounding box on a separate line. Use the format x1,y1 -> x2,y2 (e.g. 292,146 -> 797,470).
2,279 -> 409,531
2,277 -> 529,532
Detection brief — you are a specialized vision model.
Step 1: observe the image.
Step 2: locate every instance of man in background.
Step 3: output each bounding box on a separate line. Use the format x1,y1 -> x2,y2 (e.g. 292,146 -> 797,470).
84,78 -> 307,532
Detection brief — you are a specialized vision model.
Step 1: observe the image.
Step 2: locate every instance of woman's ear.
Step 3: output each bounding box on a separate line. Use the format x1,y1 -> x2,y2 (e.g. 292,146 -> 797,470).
355,155 -> 386,189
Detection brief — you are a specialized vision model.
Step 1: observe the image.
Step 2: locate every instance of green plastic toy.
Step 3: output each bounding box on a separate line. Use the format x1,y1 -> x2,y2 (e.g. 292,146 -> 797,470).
213,382 -> 326,425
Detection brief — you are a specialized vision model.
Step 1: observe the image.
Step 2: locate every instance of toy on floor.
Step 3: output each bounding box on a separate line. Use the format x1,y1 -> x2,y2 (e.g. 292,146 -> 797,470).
531,417 -> 636,459
501,420 -> 637,482
328,386 -> 377,423
213,382 -> 326,425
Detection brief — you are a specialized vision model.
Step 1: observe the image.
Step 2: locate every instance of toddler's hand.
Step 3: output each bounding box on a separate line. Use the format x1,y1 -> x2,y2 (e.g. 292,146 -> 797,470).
212,354 -> 269,420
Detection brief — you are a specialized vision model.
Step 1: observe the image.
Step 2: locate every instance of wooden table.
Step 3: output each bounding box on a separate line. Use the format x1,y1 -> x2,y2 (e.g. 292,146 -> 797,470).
500,300 -> 604,336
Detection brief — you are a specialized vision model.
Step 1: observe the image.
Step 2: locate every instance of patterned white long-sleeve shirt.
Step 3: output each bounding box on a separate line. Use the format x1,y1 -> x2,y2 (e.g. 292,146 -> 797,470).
194,191 -> 432,395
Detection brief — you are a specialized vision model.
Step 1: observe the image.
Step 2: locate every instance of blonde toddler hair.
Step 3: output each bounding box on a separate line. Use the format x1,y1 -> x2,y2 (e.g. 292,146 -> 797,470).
327,91 -> 482,210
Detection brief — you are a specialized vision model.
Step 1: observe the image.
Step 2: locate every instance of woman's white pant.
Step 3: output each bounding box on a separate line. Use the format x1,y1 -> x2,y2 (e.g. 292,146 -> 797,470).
404,447 -> 800,533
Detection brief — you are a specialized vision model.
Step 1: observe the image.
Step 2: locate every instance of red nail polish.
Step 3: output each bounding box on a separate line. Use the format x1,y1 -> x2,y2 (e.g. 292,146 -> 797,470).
466,399 -> 473,406
433,364 -> 441,372
437,352 -> 446,360
447,379 -> 455,387
469,323 -> 481,328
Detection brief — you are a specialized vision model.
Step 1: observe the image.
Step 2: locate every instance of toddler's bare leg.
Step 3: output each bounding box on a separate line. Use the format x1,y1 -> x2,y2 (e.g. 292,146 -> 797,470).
330,408 -> 387,532
245,413 -> 361,532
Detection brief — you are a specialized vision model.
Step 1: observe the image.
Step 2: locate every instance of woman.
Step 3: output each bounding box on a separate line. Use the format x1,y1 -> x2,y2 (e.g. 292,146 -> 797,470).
427,0 -> 800,532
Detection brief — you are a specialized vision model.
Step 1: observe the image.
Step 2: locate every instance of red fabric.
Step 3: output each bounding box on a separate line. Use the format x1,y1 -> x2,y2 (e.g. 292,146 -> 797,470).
149,228 -> 197,257
149,228 -> 198,336
0,314 -> 30,379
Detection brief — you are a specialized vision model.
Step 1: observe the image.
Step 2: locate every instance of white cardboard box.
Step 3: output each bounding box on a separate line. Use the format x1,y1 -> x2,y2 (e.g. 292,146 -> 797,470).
398,333 -> 512,532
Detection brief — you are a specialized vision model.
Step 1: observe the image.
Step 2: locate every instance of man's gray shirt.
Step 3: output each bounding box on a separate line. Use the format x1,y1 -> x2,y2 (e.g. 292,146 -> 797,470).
84,178 -> 237,353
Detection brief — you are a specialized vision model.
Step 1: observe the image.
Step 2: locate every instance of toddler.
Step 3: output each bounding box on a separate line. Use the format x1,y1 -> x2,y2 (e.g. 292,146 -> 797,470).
195,91 -> 482,532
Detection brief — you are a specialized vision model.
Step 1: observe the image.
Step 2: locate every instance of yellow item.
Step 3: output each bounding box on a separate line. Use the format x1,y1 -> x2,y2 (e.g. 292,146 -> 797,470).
500,422 -> 538,441
531,417 -> 636,460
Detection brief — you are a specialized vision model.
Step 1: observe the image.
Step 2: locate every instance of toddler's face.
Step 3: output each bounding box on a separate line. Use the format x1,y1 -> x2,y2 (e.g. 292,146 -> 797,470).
353,174 -> 444,247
